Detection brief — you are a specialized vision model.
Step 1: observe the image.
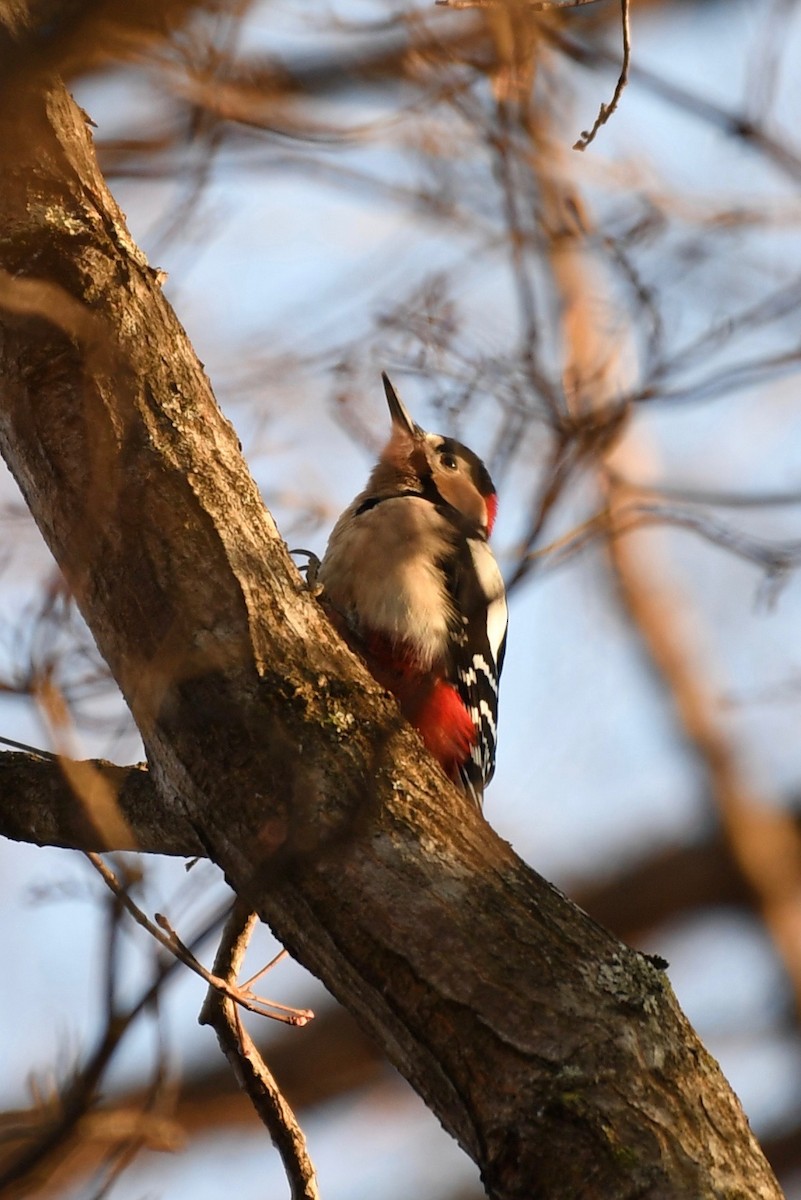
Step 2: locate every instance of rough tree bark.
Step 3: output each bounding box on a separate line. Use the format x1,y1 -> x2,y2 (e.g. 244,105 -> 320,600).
0,76 -> 783,1200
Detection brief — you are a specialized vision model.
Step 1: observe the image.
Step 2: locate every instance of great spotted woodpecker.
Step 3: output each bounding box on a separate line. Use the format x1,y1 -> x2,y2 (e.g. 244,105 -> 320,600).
318,374 -> 507,806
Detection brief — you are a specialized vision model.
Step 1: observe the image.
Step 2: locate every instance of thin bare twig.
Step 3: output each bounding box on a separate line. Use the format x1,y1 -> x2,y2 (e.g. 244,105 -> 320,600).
199,901 -> 320,1200
506,434 -> 577,589
0,735 -> 55,758
528,499 -> 801,589
550,22 -> 801,182
639,345 -> 801,408
86,853 -> 312,1025
243,948 -> 289,990
574,0 -> 631,150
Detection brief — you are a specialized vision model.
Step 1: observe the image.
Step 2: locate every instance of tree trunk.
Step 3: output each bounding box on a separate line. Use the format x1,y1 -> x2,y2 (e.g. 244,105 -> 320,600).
0,79 -> 783,1200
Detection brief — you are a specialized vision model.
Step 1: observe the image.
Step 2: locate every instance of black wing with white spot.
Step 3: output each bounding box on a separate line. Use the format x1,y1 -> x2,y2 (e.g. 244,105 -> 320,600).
444,536 -> 507,807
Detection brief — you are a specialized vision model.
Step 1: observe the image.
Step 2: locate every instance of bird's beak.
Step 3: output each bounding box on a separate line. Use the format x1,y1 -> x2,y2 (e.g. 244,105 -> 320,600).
383,372 -> 421,438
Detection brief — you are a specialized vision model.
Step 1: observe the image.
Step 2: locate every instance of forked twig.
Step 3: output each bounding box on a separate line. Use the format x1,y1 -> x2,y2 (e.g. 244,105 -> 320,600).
199,901 -> 320,1200
574,0 -> 631,150
86,853 -> 312,1025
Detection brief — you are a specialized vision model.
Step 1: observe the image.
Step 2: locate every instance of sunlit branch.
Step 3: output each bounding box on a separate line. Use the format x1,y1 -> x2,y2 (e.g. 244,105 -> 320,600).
199,903 -> 320,1200
573,0 -> 631,151
0,751 -> 203,856
550,23 -> 801,183
87,854 -> 312,1026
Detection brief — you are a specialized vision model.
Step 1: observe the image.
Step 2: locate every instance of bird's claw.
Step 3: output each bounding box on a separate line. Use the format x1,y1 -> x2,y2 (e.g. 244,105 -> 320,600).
290,548 -> 324,596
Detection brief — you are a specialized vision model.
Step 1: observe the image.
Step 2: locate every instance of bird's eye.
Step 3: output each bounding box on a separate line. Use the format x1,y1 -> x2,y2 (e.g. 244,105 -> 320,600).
439,452 -> 458,470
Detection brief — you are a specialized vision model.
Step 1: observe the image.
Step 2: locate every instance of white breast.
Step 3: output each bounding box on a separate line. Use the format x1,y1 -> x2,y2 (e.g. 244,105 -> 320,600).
319,496 -> 456,669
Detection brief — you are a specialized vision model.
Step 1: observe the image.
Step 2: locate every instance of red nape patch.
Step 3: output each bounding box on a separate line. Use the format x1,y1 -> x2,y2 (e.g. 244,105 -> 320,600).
486,492 -> 498,536
414,681 -> 476,780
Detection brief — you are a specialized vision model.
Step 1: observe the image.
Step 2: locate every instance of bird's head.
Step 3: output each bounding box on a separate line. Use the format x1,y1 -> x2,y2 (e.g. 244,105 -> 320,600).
379,372 -> 498,537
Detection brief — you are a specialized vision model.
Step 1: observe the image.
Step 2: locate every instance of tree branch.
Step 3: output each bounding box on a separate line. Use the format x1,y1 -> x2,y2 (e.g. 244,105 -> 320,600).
0,78 -> 783,1200
0,751 -> 202,856
0,745 -> 770,939
88,853 -> 311,1024
199,901 -> 320,1200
